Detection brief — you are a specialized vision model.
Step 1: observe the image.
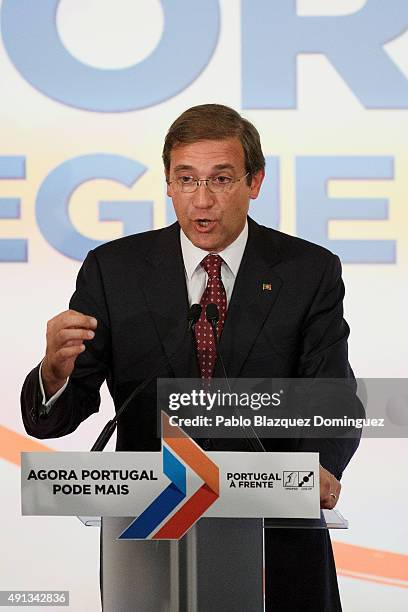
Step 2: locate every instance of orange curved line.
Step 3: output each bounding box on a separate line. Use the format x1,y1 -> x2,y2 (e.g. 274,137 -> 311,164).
0,425 -> 52,466
337,570 -> 408,589
333,541 -> 408,586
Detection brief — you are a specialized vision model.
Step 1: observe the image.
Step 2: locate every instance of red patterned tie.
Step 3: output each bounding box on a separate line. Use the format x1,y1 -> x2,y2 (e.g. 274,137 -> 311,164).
194,254 -> 227,379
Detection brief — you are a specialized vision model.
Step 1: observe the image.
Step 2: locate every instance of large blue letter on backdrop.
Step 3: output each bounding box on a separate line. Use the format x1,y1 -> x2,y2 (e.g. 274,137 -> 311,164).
1,0 -> 220,111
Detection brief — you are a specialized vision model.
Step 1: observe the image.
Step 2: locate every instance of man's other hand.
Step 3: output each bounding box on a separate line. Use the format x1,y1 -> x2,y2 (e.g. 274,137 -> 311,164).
320,465 -> 341,509
41,309 -> 98,398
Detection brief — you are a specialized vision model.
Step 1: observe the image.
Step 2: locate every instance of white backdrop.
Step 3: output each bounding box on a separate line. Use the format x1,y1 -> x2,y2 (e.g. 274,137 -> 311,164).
1,1 -> 407,609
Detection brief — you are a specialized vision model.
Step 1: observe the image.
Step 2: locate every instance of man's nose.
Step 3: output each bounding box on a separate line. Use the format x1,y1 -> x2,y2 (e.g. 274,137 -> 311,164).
192,181 -> 215,208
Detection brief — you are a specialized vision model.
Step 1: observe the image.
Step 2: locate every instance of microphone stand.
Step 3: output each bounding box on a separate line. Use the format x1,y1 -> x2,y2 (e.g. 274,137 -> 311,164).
90,304 -> 202,451
205,304 -> 266,452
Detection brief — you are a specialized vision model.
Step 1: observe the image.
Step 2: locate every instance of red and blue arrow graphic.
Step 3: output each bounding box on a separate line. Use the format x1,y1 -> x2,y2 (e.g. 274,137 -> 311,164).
153,413 -> 219,539
118,445 -> 186,539
118,412 -> 220,540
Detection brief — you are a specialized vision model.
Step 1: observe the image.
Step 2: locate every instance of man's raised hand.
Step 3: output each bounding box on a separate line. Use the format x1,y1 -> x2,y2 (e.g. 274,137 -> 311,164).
41,309 -> 97,398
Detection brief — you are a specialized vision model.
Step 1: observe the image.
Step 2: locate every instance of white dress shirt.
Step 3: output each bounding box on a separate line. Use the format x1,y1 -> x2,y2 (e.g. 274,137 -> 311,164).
180,220 -> 248,305
40,221 -> 249,408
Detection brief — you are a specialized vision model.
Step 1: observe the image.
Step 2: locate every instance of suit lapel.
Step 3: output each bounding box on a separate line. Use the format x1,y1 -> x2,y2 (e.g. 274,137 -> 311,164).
139,219 -> 283,380
140,223 -> 198,378
218,218 -> 283,378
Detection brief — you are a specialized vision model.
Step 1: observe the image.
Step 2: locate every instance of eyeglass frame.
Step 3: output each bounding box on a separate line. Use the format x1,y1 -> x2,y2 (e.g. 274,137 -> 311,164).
167,172 -> 250,193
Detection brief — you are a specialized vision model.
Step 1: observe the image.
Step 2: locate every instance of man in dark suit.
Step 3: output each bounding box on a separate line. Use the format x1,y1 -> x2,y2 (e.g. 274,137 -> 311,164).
21,104 -> 360,611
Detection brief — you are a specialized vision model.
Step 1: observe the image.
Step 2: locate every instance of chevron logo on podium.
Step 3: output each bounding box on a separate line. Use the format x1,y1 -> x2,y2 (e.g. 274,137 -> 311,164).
118,412 -> 219,540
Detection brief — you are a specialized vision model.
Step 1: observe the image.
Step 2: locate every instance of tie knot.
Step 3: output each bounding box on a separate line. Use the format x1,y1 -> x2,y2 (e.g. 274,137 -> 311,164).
201,254 -> 223,278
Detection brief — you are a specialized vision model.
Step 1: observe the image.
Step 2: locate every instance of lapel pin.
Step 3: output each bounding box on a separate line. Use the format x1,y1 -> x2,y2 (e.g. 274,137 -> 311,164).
262,283 -> 272,291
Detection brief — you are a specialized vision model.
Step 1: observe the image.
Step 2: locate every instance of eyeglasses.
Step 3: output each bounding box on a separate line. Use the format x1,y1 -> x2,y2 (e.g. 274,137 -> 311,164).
168,172 -> 250,194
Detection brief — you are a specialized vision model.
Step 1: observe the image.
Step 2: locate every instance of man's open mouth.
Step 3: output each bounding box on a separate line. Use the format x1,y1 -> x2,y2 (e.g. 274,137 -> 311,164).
193,219 -> 217,232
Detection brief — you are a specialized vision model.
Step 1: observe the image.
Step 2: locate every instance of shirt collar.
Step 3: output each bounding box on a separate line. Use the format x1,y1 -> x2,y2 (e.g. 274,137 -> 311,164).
180,220 -> 248,279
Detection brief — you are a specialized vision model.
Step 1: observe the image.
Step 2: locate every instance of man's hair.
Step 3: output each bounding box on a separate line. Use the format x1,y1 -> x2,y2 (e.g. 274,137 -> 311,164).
162,104 -> 265,185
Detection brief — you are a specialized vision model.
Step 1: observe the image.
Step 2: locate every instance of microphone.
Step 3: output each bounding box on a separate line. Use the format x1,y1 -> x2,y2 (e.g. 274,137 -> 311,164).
90,303 -> 202,451
188,303 -> 202,331
205,303 -> 265,452
205,304 -> 230,387
205,303 -> 219,327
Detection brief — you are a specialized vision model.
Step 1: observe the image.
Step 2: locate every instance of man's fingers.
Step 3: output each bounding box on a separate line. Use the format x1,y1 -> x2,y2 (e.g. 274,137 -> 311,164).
56,328 -> 95,345
321,491 -> 340,509
319,466 -> 341,509
43,310 -> 97,385
64,314 -> 97,330
42,341 -> 87,386
63,339 -> 87,348
56,345 -> 86,360
325,481 -> 340,509
48,310 -> 97,332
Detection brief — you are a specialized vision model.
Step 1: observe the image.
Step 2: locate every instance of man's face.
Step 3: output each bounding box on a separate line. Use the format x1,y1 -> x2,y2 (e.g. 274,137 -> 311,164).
167,138 -> 264,252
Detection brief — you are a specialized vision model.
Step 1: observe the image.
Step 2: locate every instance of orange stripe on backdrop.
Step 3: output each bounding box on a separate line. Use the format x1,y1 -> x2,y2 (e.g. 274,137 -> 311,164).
337,571 -> 408,589
0,425 -> 52,466
333,541 -> 408,587
2,425 -> 407,588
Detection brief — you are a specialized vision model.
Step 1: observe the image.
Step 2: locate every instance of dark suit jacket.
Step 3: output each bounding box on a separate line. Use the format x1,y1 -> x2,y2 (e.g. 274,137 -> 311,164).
21,217 -> 361,611
21,217 -> 360,474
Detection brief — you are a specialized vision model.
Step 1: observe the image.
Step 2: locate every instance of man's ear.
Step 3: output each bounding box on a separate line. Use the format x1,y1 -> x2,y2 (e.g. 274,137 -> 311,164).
249,169 -> 265,200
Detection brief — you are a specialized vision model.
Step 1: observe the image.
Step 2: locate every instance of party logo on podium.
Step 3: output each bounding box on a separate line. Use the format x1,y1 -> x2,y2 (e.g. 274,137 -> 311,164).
283,471 -> 314,489
118,412 -> 220,540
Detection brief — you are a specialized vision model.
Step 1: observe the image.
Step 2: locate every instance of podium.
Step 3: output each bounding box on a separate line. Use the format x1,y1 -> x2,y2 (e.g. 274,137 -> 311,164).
78,513 -> 348,612
22,451 -> 347,611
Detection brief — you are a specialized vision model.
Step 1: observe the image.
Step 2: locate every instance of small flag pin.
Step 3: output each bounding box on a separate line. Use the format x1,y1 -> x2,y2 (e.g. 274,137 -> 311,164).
262,283 -> 272,291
